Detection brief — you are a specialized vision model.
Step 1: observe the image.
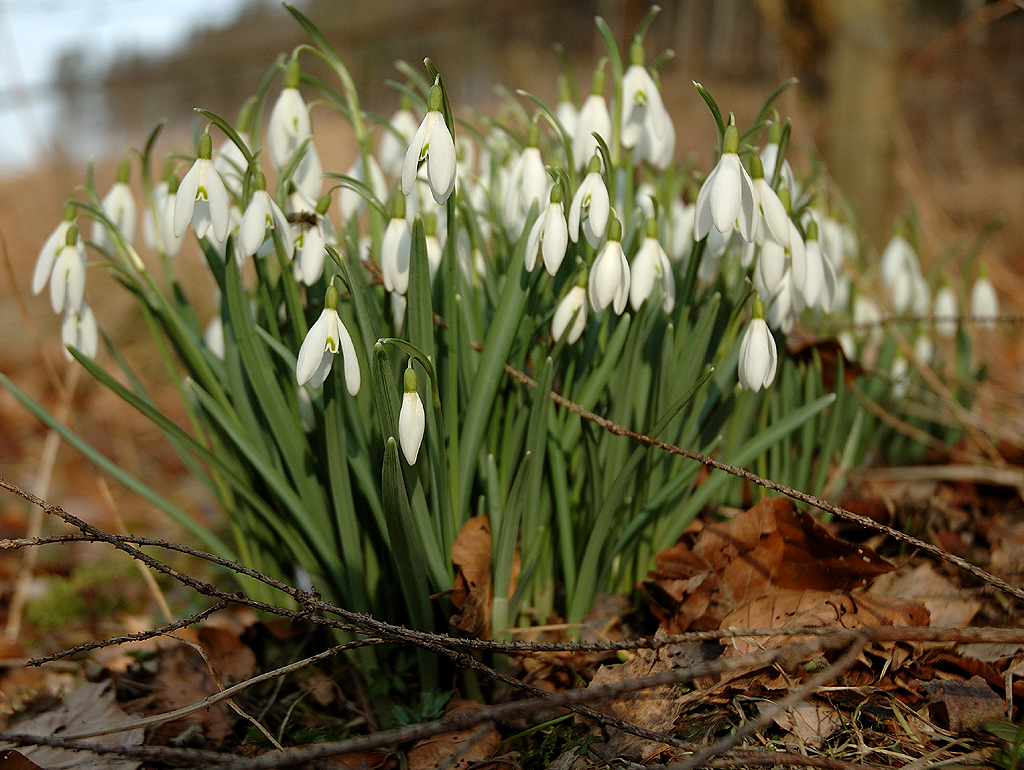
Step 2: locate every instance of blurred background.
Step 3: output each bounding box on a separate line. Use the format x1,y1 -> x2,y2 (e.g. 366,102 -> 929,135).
0,0 -> 1022,522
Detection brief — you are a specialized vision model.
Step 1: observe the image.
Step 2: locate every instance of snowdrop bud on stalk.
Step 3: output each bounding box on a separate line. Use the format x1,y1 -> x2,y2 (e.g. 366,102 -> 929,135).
738,296 -> 778,391
33,203 -> 76,295
694,117 -> 758,242
801,220 -> 836,312
295,281 -> 360,394
268,58 -> 311,171
569,154 -> 610,249
852,291 -> 883,345
402,81 -> 456,205
621,40 -> 675,170
588,214 -> 630,315
970,265 -> 999,330
933,281 -> 958,338
49,225 -> 86,315
92,157 -> 137,253
379,96 -> 420,176
174,132 -> 231,242
61,301 -> 98,361
749,153 -> 789,249
880,231 -> 919,314
504,122 -> 549,231
669,197 -> 695,262
292,192 -> 333,286
630,218 -> 675,313
424,213 -> 443,283
526,183 -> 568,276
573,63 -> 611,171
159,175 -> 185,258
237,172 -> 294,263
382,193 -> 412,295
552,278 -> 588,344
760,119 -> 796,195
399,364 -> 425,465
891,356 -> 910,400
555,74 -> 578,139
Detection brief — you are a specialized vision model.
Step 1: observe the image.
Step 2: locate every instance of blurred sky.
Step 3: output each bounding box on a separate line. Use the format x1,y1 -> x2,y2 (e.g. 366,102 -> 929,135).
0,0 -> 253,176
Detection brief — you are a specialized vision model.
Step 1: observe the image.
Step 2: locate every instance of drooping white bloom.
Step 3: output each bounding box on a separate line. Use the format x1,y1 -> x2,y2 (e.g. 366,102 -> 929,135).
143,178 -> 169,252
588,217 -> 630,315
755,237 -> 787,297
669,198 -> 695,262
853,293 -> 883,344
914,334 -> 934,366
801,223 -> 836,312
289,192 -> 332,286
759,139 -> 796,196
970,270 -> 999,330
552,285 -> 588,344
381,201 -> 412,295
379,104 -> 420,176
174,134 -> 231,242
237,182 -> 295,263
621,45 -> 675,170
204,313 -> 225,359
92,159 -> 137,252
933,283 -> 958,338
750,154 -> 790,249
737,309 -> 778,391
765,268 -> 796,334
295,286 -> 360,394
391,291 -> 407,333
402,84 -> 456,205
159,178 -> 185,258
61,301 -> 98,362
568,158 -> 610,249
694,124 -> 758,242
503,133 -> 549,232
33,211 -> 75,295
214,132 -> 250,195
891,356 -> 910,400
398,365 -> 425,465
573,66 -> 611,170
525,186 -> 568,276
880,233 -> 920,314
338,154 -> 387,222
268,61 -> 311,171
49,234 -> 87,315
556,99 -> 578,142
630,221 -> 675,313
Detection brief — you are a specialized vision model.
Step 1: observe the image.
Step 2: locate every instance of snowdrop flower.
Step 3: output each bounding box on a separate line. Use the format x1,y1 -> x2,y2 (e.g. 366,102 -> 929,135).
399,364 -> 425,465
764,268 -> 796,334
338,154 -> 387,222
552,282 -> 588,344
92,157 -> 137,253
214,132 -> 250,196
379,98 -> 420,176
423,213 -> 443,283
694,121 -> 758,242
295,283 -> 360,394
914,334 -> 934,366
755,237 -> 787,297
205,312 -> 225,360
555,75 -> 578,139
236,173 -> 294,262
737,297 -> 777,391
503,124 -> 549,233
588,215 -> 630,315
391,291 -> 407,334
891,356 -> 910,400
174,132 -> 231,242
970,266 -> 999,330
382,194 -> 412,295
61,301 -> 98,362
49,226 -> 87,315
933,281 -> 958,338
573,64 -> 611,171
568,154 -> 610,249
268,59 -> 311,171
621,41 -> 675,170
525,184 -> 568,276
801,221 -> 836,312
402,82 -> 456,205
880,232 -> 920,314
291,192 -> 333,286
669,198 -> 695,262
630,219 -> 675,313
749,154 -> 790,249
759,121 -> 796,196
852,292 -> 883,345
143,170 -> 169,252
158,175 -> 185,258
33,204 -> 76,295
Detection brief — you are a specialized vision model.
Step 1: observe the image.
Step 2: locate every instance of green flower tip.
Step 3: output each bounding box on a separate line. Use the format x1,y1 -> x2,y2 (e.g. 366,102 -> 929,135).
805,219 -> 819,241
607,213 -> 622,242
167,174 -> 180,195
161,155 -> 176,180
778,186 -> 791,214
428,83 -> 444,113
403,364 -> 418,393
590,62 -> 606,96
749,152 -> 765,180
587,153 -> 602,175
315,192 -> 332,216
527,122 -> 540,148
978,262 -> 989,279
399,92 -> 413,111
557,74 -> 572,103
253,171 -> 267,191
752,294 -> 765,319
325,283 -> 339,310
549,183 -> 563,205
645,218 -> 658,239
65,225 -> 79,246
62,202 -> 77,222
768,118 -> 782,144
390,191 -> 406,219
198,132 -> 213,160
629,39 -> 645,67
116,157 -> 131,184
723,123 -> 739,155
284,57 -> 302,89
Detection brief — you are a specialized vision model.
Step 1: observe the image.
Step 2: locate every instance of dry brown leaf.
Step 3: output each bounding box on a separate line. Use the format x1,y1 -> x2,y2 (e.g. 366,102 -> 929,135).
869,562 -> 980,627
450,515 -> 494,638
925,675 -> 1005,731
645,498 -> 895,633
406,700 -> 501,770
3,681 -> 143,770
0,750 -> 44,770
757,699 -> 841,748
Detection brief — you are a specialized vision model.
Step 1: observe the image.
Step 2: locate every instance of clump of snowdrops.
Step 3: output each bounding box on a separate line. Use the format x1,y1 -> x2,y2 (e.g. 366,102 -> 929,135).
7,4 -> 995,659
